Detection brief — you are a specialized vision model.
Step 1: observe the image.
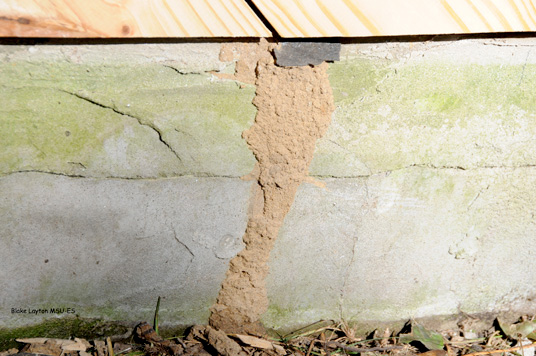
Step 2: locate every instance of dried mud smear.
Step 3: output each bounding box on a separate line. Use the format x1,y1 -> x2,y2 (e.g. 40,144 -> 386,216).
210,41 -> 335,334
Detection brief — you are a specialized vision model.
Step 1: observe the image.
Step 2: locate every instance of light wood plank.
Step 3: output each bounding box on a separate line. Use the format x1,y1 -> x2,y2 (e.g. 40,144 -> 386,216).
253,0 -> 536,37
2,0 -> 536,38
0,0 -> 272,37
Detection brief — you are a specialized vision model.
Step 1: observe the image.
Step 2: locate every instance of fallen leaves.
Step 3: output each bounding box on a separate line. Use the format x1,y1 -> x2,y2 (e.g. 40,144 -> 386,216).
400,322 -> 445,350
498,318 -> 536,340
14,337 -> 134,356
16,337 -> 90,356
7,315 -> 536,356
232,334 -> 285,354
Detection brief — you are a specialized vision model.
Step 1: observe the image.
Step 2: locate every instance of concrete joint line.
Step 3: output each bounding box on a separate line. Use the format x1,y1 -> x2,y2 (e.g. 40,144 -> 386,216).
0,170 -> 242,180
310,163 -> 536,180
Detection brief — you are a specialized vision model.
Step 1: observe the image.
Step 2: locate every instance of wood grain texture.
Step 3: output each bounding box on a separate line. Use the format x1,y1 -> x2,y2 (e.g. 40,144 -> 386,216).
253,0 -> 536,37
0,0 -> 272,37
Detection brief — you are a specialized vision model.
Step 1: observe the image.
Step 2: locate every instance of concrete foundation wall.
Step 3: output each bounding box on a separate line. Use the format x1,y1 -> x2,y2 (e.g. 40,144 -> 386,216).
1,38 -> 536,330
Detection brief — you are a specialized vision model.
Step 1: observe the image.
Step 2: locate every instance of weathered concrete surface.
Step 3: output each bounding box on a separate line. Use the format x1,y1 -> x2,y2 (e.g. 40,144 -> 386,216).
265,169 -> 536,329
0,44 -> 256,178
0,43 -> 256,328
0,172 -> 252,327
310,39 -> 536,176
266,38 -> 536,330
0,43 -> 229,72
3,38 -> 536,332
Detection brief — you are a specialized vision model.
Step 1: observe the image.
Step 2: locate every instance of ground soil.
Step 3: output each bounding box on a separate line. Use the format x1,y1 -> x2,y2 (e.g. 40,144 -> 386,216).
7,315 -> 536,356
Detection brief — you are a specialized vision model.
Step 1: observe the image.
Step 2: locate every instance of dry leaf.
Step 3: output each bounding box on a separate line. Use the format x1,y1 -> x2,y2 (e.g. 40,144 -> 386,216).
499,318 -> 536,340
204,327 -> 248,356
62,338 -> 90,352
93,340 -> 106,356
233,334 -> 274,349
17,338 -> 51,344
273,344 -> 286,355
17,338 -> 89,352
18,339 -> 63,356
400,323 -> 445,350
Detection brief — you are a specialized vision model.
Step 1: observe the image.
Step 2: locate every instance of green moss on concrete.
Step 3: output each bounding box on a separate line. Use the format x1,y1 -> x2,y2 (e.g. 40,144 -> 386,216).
261,304 -> 335,332
328,57 -> 391,104
0,86 -> 141,176
0,317 -> 129,351
0,62 -> 256,178
312,58 -> 536,176
387,168 -> 462,204
262,280 -> 442,333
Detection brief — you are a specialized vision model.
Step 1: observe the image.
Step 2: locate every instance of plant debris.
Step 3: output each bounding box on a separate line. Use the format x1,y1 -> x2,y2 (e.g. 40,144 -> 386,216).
400,322 -> 445,350
4,316 -> 536,356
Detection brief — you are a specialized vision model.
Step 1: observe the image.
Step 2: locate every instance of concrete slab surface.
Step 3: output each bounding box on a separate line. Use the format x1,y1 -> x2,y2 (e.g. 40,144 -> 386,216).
0,172 -> 252,327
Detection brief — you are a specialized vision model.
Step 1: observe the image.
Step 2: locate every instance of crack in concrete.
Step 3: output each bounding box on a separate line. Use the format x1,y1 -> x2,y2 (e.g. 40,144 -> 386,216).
166,221 -> 197,285
338,182 -> 369,320
3,170 -> 87,179
1,170 -> 243,180
467,184 -> 490,212
13,162 -> 536,181
16,161 -> 532,182
58,89 -> 183,164
311,163 -> 536,179
482,41 -> 536,47
161,64 -> 206,76
174,128 -> 200,163
67,161 -> 87,169
173,229 -> 195,258
339,233 -> 359,320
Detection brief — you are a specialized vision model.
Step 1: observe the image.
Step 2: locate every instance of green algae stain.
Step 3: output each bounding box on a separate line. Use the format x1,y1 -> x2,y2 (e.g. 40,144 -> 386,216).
319,58 -> 536,175
423,92 -> 462,113
261,304 -> 326,332
328,59 -> 536,125
0,62 -> 257,178
0,86 -> 125,174
105,79 -> 258,176
328,57 -> 391,104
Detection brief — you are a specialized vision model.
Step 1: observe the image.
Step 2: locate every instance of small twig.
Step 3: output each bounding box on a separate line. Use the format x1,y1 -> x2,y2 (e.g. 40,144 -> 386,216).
282,320 -> 335,340
320,333 -> 331,356
114,347 -> 131,355
447,342 -> 454,356
449,338 -> 488,345
462,342 -> 536,356
325,341 -> 405,353
153,296 -> 161,336
486,331 -> 501,347
305,339 -> 315,356
174,337 -> 187,349
106,337 -> 114,356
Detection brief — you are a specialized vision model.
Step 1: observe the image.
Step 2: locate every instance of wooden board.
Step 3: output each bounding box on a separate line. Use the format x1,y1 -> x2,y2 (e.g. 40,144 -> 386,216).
0,0 -> 272,37
252,0 -> 536,37
1,0 -> 536,38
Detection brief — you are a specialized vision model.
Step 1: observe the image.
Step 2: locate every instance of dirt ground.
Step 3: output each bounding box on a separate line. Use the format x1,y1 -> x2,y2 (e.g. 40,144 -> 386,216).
4,314 -> 536,356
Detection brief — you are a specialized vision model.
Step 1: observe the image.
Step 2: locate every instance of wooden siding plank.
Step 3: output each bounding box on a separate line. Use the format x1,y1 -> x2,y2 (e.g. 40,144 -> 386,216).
0,0 -> 272,38
253,0 -> 536,37
2,0 -> 536,38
